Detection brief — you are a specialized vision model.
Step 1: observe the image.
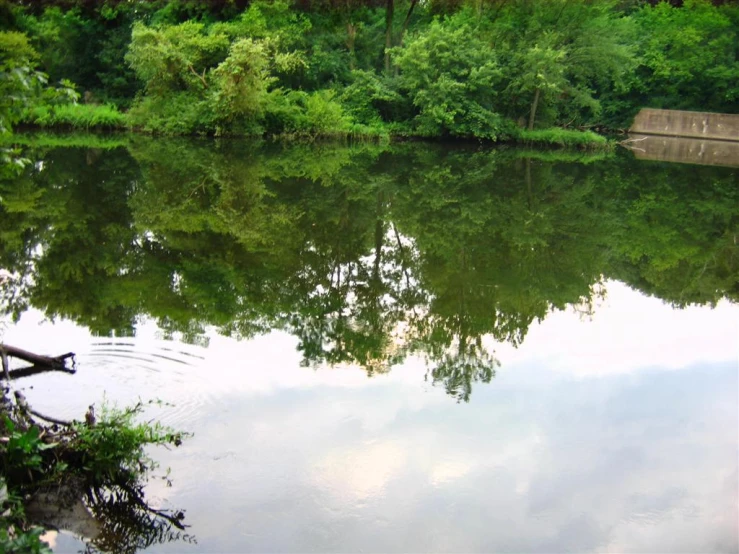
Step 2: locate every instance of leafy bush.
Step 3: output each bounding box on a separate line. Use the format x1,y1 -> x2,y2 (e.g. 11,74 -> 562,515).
0,516 -> 52,554
340,69 -> 407,125
0,399 -> 187,554
125,21 -> 230,97
393,21 -> 505,139
0,31 -> 43,135
127,93 -> 215,135
71,401 -> 185,484
265,89 -> 352,138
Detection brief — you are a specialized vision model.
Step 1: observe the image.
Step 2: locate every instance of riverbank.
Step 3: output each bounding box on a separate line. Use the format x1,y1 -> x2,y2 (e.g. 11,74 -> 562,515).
18,103 -> 612,150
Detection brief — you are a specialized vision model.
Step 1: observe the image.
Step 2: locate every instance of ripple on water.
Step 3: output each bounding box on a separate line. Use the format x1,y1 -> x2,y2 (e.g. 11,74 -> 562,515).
87,340 -> 218,429
16,337 -> 216,429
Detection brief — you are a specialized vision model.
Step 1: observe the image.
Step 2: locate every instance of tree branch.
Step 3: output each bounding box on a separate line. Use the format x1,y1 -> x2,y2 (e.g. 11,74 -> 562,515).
398,0 -> 419,47
187,65 -> 208,89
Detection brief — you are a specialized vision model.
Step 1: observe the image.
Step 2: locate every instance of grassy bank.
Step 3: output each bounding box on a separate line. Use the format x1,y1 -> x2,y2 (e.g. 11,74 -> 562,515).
18,105 -> 610,149
4,130 -> 130,149
21,103 -> 127,131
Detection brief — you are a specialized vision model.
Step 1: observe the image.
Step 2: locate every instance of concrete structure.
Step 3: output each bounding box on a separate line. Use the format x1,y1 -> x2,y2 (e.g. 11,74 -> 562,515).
625,134 -> 739,168
629,109 -> 739,142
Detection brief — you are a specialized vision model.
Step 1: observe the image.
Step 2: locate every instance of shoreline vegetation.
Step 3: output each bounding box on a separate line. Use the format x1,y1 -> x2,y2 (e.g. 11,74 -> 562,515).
16,103 -> 613,149
2,0 -> 737,149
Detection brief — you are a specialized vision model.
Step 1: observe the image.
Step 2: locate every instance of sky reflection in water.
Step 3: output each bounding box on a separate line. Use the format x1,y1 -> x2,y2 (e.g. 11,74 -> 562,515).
5,281 -> 737,554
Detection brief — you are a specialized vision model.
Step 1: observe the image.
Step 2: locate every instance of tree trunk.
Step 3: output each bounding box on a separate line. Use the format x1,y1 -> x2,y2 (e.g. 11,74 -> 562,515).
398,0 -> 418,47
384,0 -> 394,73
344,0 -> 356,70
528,87 -> 540,131
347,22 -> 357,70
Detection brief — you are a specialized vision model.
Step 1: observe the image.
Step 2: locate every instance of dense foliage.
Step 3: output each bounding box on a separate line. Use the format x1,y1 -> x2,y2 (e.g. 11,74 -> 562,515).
0,0 -> 736,138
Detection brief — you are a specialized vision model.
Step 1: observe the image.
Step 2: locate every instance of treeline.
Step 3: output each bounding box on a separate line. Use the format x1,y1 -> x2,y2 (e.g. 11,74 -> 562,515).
0,0 -> 737,140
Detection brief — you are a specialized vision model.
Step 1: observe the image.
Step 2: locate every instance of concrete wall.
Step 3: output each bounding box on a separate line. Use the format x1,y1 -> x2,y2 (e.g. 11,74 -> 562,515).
626,134 -> 739,168
629,109 -> 739,141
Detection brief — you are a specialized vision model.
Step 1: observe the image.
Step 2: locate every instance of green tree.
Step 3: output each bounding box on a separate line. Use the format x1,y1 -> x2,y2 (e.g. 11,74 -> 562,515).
487,0 -> 636,128
393,20 -> 504,138
506,37 -> 567,130
125,21 -> 229,96
632,0 -> 739,112
0,31 -> 40,136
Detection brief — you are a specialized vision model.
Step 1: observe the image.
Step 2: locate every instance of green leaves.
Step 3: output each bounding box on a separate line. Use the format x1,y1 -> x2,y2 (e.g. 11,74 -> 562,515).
633,0 -> 739,112
71,401 -> 186,483
0,524 -> 53,554
125,6 -> 316,135
393,21 -> 503,139
211,36 -> 306,125
2,418 -> 54,472
487,1 -> 637,128
126,21 -> 229,96
0,31 -> 44,137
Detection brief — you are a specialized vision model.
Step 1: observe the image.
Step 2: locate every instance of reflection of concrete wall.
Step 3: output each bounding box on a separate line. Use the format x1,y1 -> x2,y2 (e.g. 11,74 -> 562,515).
626,134 -> 739,168
630,109 -> 739,141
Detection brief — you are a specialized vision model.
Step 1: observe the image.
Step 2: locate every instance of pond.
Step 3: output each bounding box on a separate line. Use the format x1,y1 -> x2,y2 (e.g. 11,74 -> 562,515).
1,138 -> 737,553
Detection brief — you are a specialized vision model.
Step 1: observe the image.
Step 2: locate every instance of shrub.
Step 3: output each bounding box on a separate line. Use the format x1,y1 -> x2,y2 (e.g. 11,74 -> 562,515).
127,93 -> 215,135
393,21 -> 504,140
71,401 -> 185,484
265,89 -> 352,138
340,70 -> 406,126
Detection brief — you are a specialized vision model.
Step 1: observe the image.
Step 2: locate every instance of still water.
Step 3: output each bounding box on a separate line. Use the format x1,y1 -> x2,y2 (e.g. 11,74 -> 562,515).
1,138 -> 737,553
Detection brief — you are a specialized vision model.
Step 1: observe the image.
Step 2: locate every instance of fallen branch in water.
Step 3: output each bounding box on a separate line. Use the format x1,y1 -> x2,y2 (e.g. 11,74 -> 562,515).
1,348 -> 9,381
7,364 -> 75,380
14,390 -> 72,426
0,344 -> 75,373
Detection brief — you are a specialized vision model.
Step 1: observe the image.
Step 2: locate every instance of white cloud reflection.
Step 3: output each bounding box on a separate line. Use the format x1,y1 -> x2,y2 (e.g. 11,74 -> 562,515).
2,280 -> 737,553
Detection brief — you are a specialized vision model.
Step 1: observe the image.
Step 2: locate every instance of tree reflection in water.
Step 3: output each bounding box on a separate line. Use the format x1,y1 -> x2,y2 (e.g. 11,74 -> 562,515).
27,479 -> 194,554
0,138 -> 736,403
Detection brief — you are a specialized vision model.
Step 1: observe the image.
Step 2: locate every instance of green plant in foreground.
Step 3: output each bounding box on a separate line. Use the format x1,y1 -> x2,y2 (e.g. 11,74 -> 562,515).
0,524 -> 52,554
1,398 -> 190,553
71,400 -> 186,485
3,419 -> 58,474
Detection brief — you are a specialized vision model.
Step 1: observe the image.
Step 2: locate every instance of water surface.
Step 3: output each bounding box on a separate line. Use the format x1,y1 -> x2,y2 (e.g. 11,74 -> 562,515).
1,139 -> 737,553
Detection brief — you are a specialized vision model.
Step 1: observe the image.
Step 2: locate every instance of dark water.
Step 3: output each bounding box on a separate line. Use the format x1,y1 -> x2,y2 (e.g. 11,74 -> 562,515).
1,138 -> 737,553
